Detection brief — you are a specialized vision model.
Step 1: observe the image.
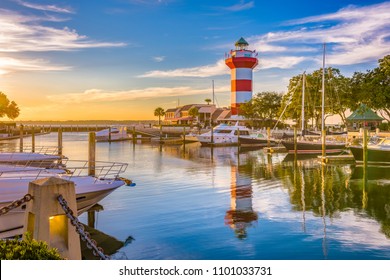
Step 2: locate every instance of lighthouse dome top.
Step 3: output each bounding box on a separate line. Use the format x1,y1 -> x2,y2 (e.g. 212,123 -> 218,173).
235,37 -> 249,50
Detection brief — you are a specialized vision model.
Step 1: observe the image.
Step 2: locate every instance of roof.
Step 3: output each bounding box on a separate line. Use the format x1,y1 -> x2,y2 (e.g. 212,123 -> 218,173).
346,104 -> 383,121
198,106 -> 215,113
165,108 -> 177,113
235,37 -> 249,46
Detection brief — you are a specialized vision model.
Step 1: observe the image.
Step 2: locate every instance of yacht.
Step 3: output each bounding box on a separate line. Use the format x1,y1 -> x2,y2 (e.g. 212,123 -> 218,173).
196,122 -> 251,146
0,161 -> 131,238
96,126 -> 130,142
349,137 -> 390,165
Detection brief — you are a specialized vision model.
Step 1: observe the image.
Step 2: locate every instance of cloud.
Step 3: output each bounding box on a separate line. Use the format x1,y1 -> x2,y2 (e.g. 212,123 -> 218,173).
260,56 -> 307,69
152,56 -> 166,62
251,1 -> 390,66
139,59 -> 229,78
224,1 -> 254,12
47,85 -> 230,104
0,56 -> 71,75
0,10 -> 126,52
0,8 -> 125,74
139,2 -> 390,79
15,0 -> 75,14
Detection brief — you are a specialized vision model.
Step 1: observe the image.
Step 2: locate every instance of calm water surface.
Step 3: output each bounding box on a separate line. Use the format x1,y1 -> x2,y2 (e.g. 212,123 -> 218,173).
5,132 -> 390,260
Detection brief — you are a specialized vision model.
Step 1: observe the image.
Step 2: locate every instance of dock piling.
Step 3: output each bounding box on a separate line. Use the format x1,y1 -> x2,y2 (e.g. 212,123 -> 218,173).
31,126 -> 35,153
19,124 -> 24,152
88,132 -> 96,176
23,177 -> 81,260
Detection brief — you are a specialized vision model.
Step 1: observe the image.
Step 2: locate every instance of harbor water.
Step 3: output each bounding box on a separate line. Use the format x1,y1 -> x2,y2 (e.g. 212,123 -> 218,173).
2,132 -> 390,260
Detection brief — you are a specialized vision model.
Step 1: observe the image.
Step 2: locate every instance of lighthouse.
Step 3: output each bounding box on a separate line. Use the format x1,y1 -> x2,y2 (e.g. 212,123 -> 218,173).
225,37 -> 258,116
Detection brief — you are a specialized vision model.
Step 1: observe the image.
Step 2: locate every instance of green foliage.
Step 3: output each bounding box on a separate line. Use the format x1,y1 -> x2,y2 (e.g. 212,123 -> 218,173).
188,107 -> 199,118
281,68 -> 352,129
351,55 -> 390,122
0,92 -> 20,120
204,98 -> 212,105
240,91 -> 282,128
0,233 -> 63,260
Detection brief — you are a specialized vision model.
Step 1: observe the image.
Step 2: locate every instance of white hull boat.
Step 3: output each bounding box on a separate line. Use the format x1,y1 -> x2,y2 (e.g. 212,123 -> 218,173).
196,123 -> 251,146
0,161 -> 130,238
96,126 -> 130,142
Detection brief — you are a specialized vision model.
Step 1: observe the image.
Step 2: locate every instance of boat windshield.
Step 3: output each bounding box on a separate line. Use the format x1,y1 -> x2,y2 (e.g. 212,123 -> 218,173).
380,138 -> 390,146
234,130 -> 250,136
214,129 -> 232,134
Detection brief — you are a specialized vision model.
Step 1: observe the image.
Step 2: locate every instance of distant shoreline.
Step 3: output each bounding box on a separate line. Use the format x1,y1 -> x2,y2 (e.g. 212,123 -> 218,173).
1,120 -> 157,125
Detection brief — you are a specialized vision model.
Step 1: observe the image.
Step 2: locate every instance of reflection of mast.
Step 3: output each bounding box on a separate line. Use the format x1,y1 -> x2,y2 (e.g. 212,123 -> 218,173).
299,162 -> 306,233
224,165 -> 258,239
321,165 -> 328,258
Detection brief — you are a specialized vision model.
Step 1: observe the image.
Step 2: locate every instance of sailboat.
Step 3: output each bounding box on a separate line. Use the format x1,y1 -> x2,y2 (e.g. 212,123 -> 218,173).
281,44 -> 346,155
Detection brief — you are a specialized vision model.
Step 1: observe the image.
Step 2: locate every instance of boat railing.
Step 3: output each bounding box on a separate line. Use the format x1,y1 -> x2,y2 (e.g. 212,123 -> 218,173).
0,145 -> 59,155
0,160 -> 128,182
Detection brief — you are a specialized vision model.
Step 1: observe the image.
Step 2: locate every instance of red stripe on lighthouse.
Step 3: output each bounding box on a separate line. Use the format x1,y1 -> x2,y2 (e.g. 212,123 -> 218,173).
231,80 -> 252,92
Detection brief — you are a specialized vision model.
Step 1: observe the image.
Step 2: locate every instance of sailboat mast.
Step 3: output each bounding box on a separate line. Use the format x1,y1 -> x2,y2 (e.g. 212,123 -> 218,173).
321,43 -> 326,158
301,71 -> 306,135
212,79 -> 215,105
322,43 -> 325,133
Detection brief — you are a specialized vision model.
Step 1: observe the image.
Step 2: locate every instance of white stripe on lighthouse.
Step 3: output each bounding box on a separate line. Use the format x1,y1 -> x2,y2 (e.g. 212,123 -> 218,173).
231,68 -> 253,80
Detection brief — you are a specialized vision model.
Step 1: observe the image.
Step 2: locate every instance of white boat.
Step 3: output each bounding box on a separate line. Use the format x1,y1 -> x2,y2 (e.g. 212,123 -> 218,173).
196,122 -> 251,146
0,161 -> 131,238
96,126 -> 130,142
349,137 -> 390,165
0,152 -> 63,166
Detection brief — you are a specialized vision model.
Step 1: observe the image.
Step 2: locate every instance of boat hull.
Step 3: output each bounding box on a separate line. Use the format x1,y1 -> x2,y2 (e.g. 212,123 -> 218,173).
0,178 -> 124,239
281,140 -> 346,154
238,136 -> 276,147
349,146 -> 390,165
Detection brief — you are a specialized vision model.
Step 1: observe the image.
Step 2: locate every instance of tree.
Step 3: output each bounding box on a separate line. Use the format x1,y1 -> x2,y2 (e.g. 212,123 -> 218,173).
188,107 -> 199,123
281,68 -> 352,129
351,55 -> 390,122
154,107 -> 165,125
204,98 -> 212,105
0,92 -> 20,120
240,91 -> 282,128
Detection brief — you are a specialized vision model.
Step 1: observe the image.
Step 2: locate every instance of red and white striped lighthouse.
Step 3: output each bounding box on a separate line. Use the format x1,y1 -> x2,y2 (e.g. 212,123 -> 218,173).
225,37 -> 258,116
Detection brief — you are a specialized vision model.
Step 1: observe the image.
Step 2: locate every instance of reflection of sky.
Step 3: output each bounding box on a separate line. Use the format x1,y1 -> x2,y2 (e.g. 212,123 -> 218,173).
14,133 -> 390,259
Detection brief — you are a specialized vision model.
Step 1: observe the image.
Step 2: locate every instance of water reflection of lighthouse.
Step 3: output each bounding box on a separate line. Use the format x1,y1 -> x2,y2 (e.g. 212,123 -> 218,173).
224,165 -> 258,239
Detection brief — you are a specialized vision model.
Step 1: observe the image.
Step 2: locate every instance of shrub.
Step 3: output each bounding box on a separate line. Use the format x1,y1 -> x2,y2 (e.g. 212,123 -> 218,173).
0,233 -> 63,260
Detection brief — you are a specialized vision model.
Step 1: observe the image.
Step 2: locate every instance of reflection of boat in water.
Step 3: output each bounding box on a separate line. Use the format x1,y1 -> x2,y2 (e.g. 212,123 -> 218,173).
0,161 -> 131,238
282,153 -> 320,163
350,165 -> 390,181
197,122 -> 250,146
349,137 -> 390,165
96,126 -> 131,142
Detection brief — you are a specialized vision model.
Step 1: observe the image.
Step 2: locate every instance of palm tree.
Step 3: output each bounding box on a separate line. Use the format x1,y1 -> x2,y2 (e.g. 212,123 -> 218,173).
154,107 -> 165,125
204,98 -> 212,105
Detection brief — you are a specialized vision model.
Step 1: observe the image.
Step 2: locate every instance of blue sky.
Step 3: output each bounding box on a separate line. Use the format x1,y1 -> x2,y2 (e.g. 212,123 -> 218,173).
0,0 -> 389,120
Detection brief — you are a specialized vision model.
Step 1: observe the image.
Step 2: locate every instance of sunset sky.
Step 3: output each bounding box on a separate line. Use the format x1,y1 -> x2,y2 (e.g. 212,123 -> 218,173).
0,0 -> 389,120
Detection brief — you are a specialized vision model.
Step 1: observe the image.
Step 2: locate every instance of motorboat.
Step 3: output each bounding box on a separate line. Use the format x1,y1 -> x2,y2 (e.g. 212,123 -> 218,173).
238,132 -> 277,147
0,161 -> 131,238
96,126 -> 130,142
196,122 -> 251,146
349,137 -> 390,165
0,152 -> 64,167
